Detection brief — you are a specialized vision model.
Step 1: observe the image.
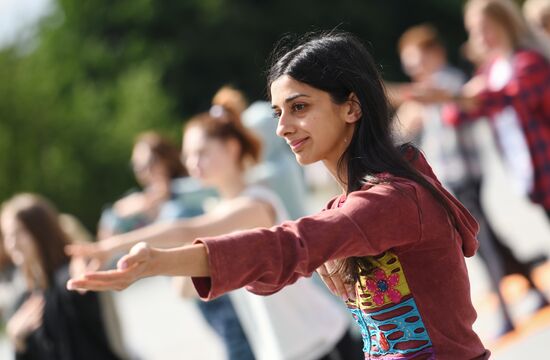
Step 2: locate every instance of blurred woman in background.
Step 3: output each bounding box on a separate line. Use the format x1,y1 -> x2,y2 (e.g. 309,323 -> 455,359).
523,0 -> 550,39
0,232 -> 22,329
0,194 -> 122,360
97,131 -> 204,241
94,131 -> 253,360
444,0 -> 550,222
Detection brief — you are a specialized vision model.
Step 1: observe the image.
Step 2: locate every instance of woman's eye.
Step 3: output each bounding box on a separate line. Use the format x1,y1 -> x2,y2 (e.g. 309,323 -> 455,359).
273,111 -> 281,119
292,103 -> 306,112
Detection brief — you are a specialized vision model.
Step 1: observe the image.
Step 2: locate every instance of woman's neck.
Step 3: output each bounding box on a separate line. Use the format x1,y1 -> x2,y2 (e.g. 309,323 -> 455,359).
146,178 -> 171,198
323,159 -> 348,194
494,37 -> 515,58
216,172 -> 247,200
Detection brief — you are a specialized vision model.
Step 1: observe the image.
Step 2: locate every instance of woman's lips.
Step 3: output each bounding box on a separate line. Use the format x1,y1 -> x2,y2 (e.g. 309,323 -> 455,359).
288,137 -> 309,151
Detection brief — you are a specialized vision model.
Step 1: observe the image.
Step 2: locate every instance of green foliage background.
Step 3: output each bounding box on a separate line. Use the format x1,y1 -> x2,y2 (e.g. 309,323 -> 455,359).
0,0 -> 482,231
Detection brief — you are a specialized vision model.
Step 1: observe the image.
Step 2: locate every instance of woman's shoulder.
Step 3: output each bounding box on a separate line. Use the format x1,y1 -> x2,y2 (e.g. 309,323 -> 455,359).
241,183 -> 278,198
342,171 -> 446,214
332,176 -> 420,213
514,49 -> 550,69
318,176 -> 416,212
241,184 -> 290,222
359,173 -> 419,194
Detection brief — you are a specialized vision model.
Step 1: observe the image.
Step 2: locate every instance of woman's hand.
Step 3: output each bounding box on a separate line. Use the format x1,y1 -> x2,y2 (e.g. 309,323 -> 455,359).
452,75 -> 486,112
461,75 -> 486,99
67,242 -> 154,292
316,260 -> 355,302
65,240 -> 114,275
7,293 -> 45,352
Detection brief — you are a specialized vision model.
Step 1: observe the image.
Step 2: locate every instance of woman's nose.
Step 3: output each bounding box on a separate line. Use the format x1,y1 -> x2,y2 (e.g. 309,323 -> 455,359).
276,112 -> 295,138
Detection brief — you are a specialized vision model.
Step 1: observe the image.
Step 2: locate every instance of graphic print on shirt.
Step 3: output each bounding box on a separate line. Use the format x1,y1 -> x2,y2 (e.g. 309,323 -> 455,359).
346,251 -> 434,359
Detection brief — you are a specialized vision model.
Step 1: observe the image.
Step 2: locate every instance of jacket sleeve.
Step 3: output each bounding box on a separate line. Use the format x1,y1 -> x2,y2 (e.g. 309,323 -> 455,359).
477,51 -> 550,115
192,182 -> 421,300
443,51 -> 550,126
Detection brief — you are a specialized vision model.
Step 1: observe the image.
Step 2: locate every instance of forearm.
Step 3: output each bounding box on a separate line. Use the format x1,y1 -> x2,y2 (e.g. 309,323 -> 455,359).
103,221 -> 196,254
149,244 -> 210,277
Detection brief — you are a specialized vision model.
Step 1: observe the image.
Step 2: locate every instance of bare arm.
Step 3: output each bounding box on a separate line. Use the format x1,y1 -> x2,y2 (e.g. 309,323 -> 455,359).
66,198 -> 274,267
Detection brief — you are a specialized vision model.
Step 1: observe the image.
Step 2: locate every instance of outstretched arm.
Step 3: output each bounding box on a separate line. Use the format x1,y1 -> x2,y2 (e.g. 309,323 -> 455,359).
68,242 -> 209,292
66,198 -> 274,270
68,183 -> 422,299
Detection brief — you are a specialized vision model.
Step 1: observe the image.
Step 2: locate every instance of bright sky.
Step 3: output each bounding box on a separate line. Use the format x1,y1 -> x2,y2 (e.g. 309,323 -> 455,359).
0,0 -> 52,47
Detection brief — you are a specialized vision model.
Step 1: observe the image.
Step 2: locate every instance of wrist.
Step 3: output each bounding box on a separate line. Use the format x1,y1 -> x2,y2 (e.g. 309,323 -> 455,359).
145,247 -> 163,277
147,245 -> 209,277
7,326 -> 27,352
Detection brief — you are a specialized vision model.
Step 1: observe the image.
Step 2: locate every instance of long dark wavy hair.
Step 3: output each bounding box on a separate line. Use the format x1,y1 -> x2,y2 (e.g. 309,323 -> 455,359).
267,31 -> 456,282
1,194 -> 70,288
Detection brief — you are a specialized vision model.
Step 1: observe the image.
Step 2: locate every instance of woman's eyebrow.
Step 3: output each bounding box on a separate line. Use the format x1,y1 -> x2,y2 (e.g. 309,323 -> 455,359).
271,94 -> 310,109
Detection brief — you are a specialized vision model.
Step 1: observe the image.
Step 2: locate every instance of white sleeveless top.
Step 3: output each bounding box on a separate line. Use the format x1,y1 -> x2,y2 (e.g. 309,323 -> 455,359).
228,185 -> 349,360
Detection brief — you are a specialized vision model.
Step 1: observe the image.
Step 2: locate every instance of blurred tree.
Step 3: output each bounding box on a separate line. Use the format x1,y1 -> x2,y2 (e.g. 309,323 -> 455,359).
0,0 -> 467,230
0,8 -> 179,229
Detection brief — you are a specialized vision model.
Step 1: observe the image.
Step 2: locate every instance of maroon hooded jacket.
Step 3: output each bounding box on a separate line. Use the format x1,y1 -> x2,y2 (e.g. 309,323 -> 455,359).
192,151 -> 489,359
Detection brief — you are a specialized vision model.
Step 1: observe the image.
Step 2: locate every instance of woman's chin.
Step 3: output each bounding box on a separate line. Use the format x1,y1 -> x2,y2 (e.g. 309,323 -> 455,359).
294,153 -> 317,166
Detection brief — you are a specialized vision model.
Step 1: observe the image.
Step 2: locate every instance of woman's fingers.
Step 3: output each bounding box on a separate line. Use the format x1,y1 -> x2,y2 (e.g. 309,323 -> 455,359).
10,294 -> 45,335
317,263 -> 350,300
85,268 -> 134,281
68,268 -> 134,292
316,264 -> 338,294
317,262 -> 355,301
67,243 -> 152,292
118,242 -> 150,270
25,299 -> 44,330
68,261 -> 146,292
68,278 -> 128,292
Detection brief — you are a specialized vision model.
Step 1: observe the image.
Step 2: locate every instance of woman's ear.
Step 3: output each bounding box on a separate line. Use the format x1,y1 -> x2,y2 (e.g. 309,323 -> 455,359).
345,93 -> 362,124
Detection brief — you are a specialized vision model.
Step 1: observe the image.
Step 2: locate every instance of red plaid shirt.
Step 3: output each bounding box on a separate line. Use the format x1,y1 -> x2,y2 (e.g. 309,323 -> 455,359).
443,49 -> 550,210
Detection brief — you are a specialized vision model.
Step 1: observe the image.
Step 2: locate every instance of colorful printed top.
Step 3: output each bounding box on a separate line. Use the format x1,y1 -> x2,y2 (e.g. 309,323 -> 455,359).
192,151 -> 490,359
443,49 -> 550,210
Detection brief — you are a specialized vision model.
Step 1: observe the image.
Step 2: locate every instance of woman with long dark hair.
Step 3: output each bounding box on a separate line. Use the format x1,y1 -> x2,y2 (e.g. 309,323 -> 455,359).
68,107 -> 357,360
1,194 -> 122,360
69,32 -> 489,359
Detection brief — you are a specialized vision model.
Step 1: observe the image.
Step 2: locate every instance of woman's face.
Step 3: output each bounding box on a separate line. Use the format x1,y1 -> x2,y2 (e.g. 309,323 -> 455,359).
270,75 -> 358,171
182,127 -> 239,187
400,44 -> 445,81
466,9 -> 507,53
0,212 -> 39,267
131,143 -> 167,187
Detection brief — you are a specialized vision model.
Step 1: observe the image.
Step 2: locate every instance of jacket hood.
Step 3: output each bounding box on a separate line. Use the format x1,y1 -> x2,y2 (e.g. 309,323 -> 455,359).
407,147 -> 479,257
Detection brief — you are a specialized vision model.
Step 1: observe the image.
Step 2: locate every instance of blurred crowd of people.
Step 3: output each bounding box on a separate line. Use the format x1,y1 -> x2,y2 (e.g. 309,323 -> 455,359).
390,0 -> 550,337
1,0 -> 550,358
